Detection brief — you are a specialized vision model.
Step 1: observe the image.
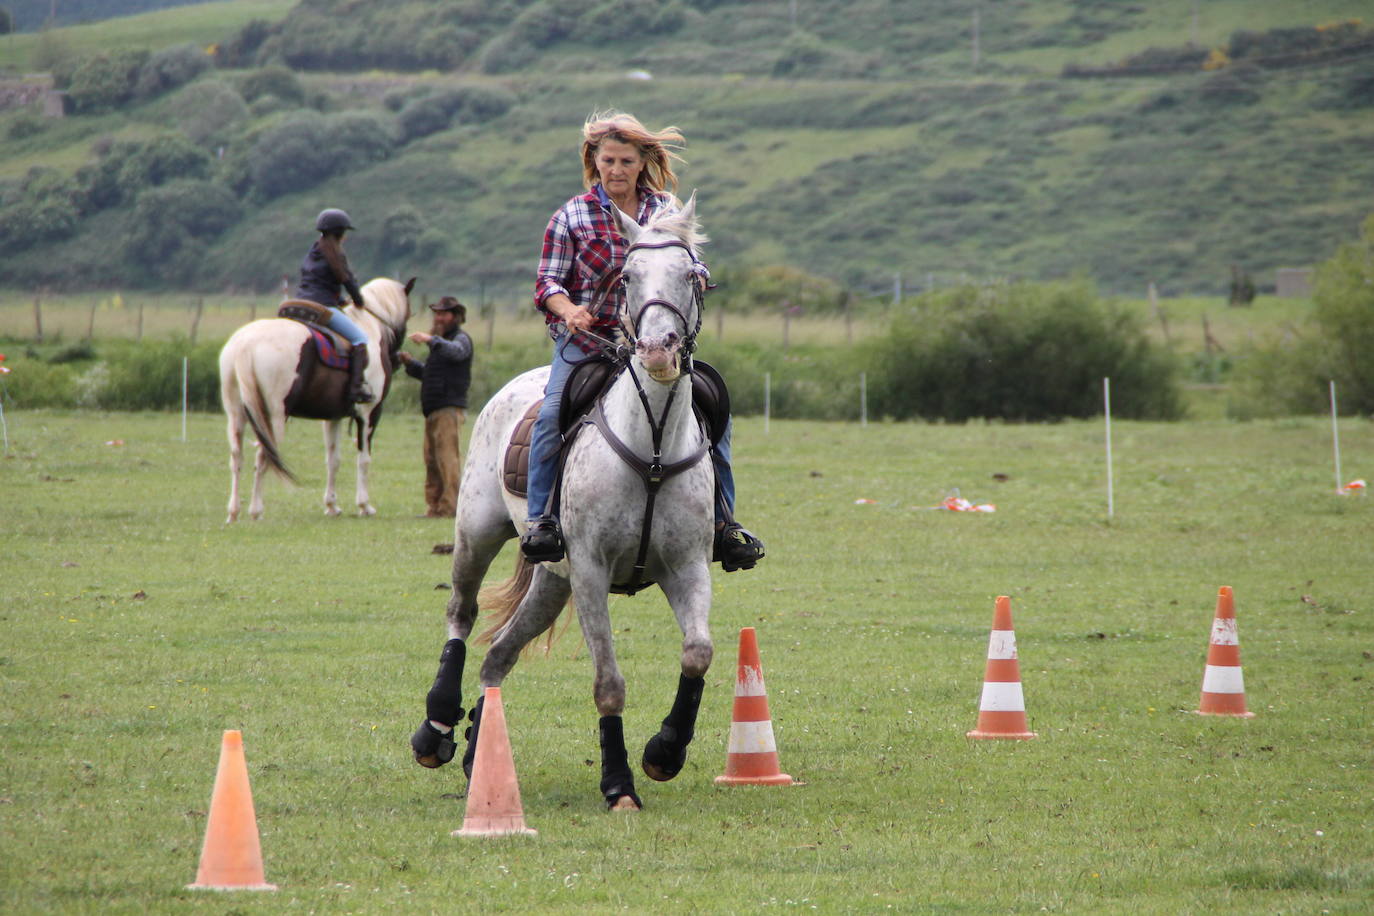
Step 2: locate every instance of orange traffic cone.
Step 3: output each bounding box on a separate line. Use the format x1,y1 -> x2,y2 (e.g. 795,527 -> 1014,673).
1196,586 -> 1255,717
966,596 -> 1037,739
715,627 -> 794,786
188,730 -> 276,891
454,687 -> 537,837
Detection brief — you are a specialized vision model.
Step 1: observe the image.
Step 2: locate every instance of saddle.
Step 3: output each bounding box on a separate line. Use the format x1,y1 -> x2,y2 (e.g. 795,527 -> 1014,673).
502,356 -> 730,499
279,300 -> 351,369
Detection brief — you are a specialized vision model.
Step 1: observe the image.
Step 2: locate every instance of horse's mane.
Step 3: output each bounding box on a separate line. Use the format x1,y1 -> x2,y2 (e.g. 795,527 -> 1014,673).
642,206 -> 708,254
358,277 -> 409,322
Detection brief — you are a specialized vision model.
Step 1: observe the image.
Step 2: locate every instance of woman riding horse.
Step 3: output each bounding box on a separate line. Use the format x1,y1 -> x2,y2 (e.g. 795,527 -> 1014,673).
294,207 -> 374,404
519,110 -> 765,573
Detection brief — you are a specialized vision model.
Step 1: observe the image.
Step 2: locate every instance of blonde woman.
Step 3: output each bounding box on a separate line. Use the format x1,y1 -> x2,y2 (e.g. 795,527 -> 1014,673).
521,111 -> 764,573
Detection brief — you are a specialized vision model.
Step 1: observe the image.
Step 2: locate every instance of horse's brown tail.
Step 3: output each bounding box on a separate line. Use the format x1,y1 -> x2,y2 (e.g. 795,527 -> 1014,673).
233,344 -> 295,484
477,552 -> 574,653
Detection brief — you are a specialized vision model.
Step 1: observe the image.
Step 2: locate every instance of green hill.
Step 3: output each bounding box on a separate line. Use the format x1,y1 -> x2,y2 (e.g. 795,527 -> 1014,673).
1,0 -> 1371,302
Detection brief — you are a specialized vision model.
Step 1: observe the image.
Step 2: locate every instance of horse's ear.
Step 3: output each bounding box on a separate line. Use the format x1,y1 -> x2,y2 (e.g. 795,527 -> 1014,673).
679,191 -> 697,226
613,206 -> 642,244
403,276 -> 417,296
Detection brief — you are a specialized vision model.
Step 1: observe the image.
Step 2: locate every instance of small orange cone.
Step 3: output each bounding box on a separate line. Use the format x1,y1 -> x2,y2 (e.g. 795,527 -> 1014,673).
188,730 -> 276,891
715,627 -> 794,786
1196,586 -> 1255,718
454,687 -> 537,837
967,596 -> 1037,739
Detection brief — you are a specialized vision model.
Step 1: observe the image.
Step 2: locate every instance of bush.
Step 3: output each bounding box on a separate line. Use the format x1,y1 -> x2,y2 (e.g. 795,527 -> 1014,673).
864,281 -> 1183,421
135,43 -> 212,99
1312,213 -> 1374,414
0,167 -> 81,250
115,133 -> 212,198
166,80 -> 250,146
98,340 -> 223,410
247,111 -> 333,198
123,179 -> 243,284
236,65 -> 305,106
66,50 -> 148,112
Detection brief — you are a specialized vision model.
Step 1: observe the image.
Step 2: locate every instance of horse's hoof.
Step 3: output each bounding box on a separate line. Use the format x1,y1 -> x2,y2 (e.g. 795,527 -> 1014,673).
324,506 -> 341,517
359,505 -> 376,517
608,794 -> 642,812
641,734 -> 687,782
411,720 -> 456,769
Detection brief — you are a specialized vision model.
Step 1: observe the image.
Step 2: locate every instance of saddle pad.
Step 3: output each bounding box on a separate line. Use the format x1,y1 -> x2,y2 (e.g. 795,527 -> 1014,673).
307,327 -> 351,370
503,398 -> 544,498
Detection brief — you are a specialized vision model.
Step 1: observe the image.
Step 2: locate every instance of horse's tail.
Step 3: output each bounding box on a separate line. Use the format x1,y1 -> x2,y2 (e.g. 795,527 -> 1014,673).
232,342 -> 295,484
477,553 -> 573,653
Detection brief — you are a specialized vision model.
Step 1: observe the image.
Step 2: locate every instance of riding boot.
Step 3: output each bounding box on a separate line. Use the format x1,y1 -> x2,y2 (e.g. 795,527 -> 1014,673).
714,521 -> 766,572
520,516 -> 565,563
348,343 -> 375,404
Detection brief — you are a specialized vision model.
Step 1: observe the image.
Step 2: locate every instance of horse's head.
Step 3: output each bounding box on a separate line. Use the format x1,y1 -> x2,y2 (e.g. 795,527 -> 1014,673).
614,194 -> 706,384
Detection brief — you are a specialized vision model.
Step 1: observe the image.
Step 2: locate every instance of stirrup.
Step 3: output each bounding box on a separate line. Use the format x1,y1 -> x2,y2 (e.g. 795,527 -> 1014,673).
715,522 -> 764,572
520,516 -> 565,563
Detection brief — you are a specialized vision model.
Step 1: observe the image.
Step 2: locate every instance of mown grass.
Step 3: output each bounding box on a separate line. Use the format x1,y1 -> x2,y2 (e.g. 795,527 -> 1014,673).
1,408 -> 1371,913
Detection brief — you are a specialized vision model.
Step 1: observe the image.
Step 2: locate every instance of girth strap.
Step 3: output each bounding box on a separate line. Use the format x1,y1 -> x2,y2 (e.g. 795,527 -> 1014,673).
590,398 -> 709,594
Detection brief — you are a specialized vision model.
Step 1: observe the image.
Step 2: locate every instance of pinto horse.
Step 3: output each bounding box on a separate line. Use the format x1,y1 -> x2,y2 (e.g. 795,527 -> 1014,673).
410,198 -> 716,810
218,276 -> 413,522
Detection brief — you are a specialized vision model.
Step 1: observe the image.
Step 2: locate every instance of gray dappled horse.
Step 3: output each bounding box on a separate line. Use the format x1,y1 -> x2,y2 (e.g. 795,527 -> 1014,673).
411,198 -> 715,810
218,277 -> 413,522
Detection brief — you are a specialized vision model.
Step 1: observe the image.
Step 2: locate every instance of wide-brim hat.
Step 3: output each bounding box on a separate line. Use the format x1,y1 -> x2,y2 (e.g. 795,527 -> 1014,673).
430,296 -> 466,319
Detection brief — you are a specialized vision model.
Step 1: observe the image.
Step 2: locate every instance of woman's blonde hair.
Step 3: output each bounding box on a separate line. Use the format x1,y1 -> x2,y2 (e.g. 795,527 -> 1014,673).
580,110 -> 685,194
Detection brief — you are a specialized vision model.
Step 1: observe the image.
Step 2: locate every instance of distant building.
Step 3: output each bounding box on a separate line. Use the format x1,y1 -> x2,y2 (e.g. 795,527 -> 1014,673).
1275,268 -> 1313,298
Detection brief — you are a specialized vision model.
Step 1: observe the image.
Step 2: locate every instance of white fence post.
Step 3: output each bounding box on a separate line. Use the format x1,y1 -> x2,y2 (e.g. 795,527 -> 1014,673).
764,372 -> 771,435
1104,377 -> 1114,519
1330,380 -> 1342,494
860,372 -> 867,427
181,356 -> 189,443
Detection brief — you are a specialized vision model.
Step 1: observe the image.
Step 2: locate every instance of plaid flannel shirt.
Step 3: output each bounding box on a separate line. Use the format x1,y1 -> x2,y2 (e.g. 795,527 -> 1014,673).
534,184 -> 709,354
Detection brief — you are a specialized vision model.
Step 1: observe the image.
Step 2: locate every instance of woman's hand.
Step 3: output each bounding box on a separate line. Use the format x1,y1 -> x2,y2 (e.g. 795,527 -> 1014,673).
562,306 -> 595,333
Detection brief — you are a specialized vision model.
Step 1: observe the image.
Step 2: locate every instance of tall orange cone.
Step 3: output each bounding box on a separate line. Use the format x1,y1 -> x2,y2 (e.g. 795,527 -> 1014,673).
188,730 -> 276,891
715,627 -> 794,786
966,596 -> 1037,739
1196,586 -> 1255,717
454,687 -> 537,837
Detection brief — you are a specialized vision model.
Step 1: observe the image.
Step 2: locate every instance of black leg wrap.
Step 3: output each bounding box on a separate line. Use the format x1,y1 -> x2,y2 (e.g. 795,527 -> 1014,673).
410,720 -> 456,769
425,638 -> 466,727
642,674 -> 705,782
599,715 -> 642,810
461,694 -> 485,780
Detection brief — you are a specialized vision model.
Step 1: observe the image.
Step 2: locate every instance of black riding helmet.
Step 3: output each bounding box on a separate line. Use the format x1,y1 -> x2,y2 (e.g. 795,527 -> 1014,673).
315,208 -> 354,233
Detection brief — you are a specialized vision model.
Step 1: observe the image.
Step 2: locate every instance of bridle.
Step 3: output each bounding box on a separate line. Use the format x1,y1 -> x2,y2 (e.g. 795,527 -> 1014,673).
573,236 -> 710,594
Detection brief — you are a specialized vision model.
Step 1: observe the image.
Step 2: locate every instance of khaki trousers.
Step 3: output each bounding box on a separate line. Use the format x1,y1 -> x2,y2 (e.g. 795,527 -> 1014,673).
423,406 -> 465,518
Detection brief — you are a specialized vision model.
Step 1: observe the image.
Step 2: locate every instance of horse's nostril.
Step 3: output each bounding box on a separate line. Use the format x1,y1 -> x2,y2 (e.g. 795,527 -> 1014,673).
664,332 -> 680,347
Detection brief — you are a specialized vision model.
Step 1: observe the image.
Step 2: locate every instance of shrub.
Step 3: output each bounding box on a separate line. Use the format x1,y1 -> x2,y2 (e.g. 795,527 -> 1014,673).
123,179 -> 243,284
864,281 -> 1182,421
0,167 -> 81,249
66,50 -> 147,112
115,133 -> 212,198
247,111 -> 333,198
167,80 -> 250,145
1312,213 -> 1374,414
98,340 -> 223,410
236,65 -> 305,105
135,43 -> 212,99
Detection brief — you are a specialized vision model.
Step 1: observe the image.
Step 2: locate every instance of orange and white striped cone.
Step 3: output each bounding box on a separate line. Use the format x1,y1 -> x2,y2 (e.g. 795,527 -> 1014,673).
966,596 -> 1037,739
715,627 -> 794,786
1196,586 -> 1255,718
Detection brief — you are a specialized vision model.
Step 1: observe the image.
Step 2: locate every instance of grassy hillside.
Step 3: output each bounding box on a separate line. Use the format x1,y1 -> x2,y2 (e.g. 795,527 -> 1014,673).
0,0 -> 1370,300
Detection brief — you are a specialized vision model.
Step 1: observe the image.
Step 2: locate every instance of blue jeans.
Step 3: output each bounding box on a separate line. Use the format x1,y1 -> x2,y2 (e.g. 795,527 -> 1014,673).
525,336 -> 736,524
326,307 -> 368,346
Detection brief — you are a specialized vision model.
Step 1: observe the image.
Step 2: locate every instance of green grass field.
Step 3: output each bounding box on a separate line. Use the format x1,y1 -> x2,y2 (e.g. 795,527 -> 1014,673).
1,407 -> 1371,913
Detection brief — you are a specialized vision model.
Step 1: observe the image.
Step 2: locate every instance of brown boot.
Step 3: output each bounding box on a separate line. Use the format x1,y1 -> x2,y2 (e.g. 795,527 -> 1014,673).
348,343 -> 375,403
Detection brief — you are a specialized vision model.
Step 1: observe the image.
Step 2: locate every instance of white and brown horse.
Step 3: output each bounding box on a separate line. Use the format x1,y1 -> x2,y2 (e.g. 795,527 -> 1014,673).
218,277 -> 413,522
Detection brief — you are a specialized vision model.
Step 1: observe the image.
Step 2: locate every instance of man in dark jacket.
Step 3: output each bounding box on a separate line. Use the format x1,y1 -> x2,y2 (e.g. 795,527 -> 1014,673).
399,297 -> 473,518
